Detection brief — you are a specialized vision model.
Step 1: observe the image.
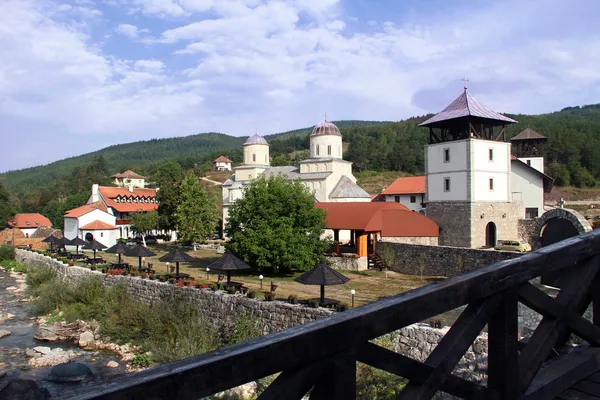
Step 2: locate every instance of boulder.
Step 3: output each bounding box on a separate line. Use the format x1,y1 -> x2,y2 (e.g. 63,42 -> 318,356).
5,286 -> 17,291
78,331 -> 95,348
0,329 -> 10,338
106,361 -> 119,368
48,362 -> 94,382
0,379 -> 51,399
33,346 -> 52,355
25,348 -> 36,357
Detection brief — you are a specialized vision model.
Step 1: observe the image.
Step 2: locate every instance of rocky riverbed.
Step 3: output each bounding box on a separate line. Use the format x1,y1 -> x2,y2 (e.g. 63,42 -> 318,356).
0,267 -> 129,397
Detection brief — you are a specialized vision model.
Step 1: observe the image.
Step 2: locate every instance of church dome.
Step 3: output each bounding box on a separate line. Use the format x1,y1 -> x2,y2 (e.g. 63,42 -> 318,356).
311,117 -> 341,137
244,133 -> 268,146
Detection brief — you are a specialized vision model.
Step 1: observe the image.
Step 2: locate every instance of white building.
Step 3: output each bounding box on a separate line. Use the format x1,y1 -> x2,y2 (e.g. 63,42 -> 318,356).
112,170 -> 146,188
222,119 -> 371,236
213,156 -> 233,171
378,176 -> 426,213
6,213 -> 52,237
63,202 -> 119,247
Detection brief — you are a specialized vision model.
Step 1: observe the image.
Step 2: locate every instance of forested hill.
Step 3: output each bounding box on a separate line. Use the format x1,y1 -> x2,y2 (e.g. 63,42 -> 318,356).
0,120 -> 389,192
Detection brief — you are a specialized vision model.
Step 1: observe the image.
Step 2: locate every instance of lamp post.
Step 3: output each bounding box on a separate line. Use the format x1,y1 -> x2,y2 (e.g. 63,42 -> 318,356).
350,289 -> 356,308
259,275 -> 264,290
206,267 -> 210,280
166,262 -> 170,275
142,257 -> 146,268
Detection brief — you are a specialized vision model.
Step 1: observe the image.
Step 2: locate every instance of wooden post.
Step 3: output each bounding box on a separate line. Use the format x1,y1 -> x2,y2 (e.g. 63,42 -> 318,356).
356,232 -> 368,257
333,229 -> 339,243
311,353 -> 356,400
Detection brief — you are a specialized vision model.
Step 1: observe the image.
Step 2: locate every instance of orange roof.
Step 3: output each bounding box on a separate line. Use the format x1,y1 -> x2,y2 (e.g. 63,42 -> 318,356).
382,176 -> 426,195
111,170 -> 145,179
213,156 -> 233,163
98,186 -> 158,213
80,220 -> 117,230
315,202 -> 439,237
7,213 -> 52,229
65,202 -> 109,218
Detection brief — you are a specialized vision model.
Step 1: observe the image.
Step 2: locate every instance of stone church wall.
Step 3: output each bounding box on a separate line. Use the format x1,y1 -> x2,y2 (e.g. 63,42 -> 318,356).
470,201 -> 521,248
426,202 -> 472,247
377,241 -> 521,277
518,218 -> 540,248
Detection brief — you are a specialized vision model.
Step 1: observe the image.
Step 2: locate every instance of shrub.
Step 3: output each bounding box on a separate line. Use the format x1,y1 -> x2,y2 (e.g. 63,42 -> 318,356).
222,311 -> 261,346
308,300 -> 319,308
264,292 -> 274,301
3,260 -> 27,273
288,295 -> 298,304
0,245 -> 15,262
335,302 -> 349,312
210,284 -> 217,291
225,286 -> 236,295
131,353 -> 151,368
247,290 -> 256,299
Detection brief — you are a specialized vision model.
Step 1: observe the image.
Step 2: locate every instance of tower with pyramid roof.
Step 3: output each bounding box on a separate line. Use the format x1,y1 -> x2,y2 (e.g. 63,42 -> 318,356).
420,88 -> 521,248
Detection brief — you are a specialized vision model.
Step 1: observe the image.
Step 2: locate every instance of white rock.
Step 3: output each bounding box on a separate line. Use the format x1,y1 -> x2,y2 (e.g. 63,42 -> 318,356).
5,286 -> 17,291
0,329 -> 10,338
26,348 -> 36,357
6,313 -> 14,320
79,331 -> 95,348
106,361 -> 119,368
33,346 -> 53,355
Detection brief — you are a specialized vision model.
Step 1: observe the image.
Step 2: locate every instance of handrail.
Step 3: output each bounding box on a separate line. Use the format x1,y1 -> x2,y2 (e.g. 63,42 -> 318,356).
67,230 -> 600,400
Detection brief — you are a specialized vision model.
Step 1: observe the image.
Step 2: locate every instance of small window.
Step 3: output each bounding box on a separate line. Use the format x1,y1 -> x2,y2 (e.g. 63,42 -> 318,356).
443,148 -> 450,162
527,160 -> 531,166
327,145 -> 331,156
489,148 -> 494,161
489,178 -> 494,191
100,232 -> 104,237
316,145 -> 320,156
525,208 -> 539,219
444,178 -> 451,192
410,195 -> 416,203
394,196 -> 400,203
252,154 -> 256,162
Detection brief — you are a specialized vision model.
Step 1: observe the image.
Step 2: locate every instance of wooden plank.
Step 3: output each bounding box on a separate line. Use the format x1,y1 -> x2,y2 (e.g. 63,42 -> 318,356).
488,289 -> 519,399
558,388 -> 600,400
356,342 -> 497,400
398,299 -> 493,400
518,283 -> 600,346
523,347 -> 600,400
519,257 -> 600,392
586,371 -> 600,384
257,360 -> 327,400
310,353 -> 356,400
572,379 -> 600,397
66,231 -> 600,400
593,273 -> 600,327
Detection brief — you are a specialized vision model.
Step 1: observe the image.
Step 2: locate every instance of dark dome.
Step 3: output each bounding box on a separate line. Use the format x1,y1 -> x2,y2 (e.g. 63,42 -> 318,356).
311,120 -> 341,137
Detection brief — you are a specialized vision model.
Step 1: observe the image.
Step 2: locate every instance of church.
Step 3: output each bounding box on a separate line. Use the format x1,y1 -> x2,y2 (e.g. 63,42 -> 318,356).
221,118 -> 372,235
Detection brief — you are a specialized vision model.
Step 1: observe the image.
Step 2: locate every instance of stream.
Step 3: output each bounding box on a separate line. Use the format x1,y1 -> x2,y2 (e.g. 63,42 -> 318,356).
0,269 -> 128,397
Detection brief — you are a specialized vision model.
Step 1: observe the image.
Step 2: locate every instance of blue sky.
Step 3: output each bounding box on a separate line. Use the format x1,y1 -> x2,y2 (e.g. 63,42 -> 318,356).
2,0 -> 600,172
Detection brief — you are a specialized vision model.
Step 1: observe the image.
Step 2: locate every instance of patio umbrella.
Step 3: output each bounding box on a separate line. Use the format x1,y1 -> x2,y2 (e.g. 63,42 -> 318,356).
125,243 -> 156,269
207,252 -> 250,284
42,235 -> 59,250
104,242 -> 130,264
82,239 -> 107,261
69,237 -> 88,254
294,262 -> 350,305
55,237 -> 71,252
158,248 -> 195,277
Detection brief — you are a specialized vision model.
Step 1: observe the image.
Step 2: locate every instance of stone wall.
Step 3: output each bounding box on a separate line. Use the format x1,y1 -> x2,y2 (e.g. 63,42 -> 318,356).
426,202 -> 472,247
379,236 -> 439,246
518,218 -> 540,248
470,202 -> 520,249
377,241 -> 521,277
326,255 -> 368,271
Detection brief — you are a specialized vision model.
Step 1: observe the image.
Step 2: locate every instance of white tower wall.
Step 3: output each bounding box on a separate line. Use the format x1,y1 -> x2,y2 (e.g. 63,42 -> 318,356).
310,134 -> 343,159
243,143 -> 270,166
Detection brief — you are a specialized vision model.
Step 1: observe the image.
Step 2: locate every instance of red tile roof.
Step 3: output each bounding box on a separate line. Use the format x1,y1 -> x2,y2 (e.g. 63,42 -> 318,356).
315,202 -> 439,237
111,170 -> 145,179
382,176 -> 426,195
65,202 -> 109,218
213,156 -> 233,163
7,213 -> 52,229
98,186 -> 158,213
79,220 -> 117,230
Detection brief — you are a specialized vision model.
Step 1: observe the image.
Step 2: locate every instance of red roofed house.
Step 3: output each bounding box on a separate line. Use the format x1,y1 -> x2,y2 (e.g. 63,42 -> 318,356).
112,170 -> 146,188
6,213 -> 52,237
377,176 -> 426,213
63,202 -> 118,247
213,156 -> 233,171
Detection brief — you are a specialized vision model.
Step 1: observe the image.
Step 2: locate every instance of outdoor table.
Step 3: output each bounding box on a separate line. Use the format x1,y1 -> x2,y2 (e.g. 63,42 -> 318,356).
84,257 -> 104,264
308,297 -> 340,307
166,273 -> 190,279
111,262 -> 130,270
69,253 -> 86,260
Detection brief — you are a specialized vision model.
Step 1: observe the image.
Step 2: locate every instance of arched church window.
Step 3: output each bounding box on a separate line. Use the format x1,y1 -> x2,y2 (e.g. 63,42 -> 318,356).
327,145 -> 331,156
253,154 -> 256,162
338,145 -> 341,156
265,155 -> 267,163
316,144 -> 320,156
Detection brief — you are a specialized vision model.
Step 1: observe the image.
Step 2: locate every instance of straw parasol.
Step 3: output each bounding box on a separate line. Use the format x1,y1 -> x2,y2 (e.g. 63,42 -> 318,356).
207,252 -> 250,284
55,237 -> 71,252
41,235 -> 59,250
82,239 -> 107,261
294,262 -> 350,305
104,242 -> 130,264
125,243 -> 156,269
158,248 -> 195,278
69,237 -> 87,254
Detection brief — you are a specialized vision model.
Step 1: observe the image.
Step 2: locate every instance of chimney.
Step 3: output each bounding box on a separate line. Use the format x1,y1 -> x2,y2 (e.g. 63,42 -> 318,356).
92,184 -> 99,203
129,184 -> 134,193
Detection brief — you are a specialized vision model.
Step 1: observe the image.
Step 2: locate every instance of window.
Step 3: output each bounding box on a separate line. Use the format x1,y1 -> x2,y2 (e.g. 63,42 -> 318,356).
443,148 -> 450,162
444,178 -> 451,192
527,160 -> 531,166
394,196 -> 400,203
489,148 -> 494,161
327,145 -> 331,156
265,155 -> 267,163
100,232 -> 104,237
525,208 -> 539,219
410,195 -> 416,203
316,144 -> 320,156
489,178 -> 494,191
252,154 -> 256,162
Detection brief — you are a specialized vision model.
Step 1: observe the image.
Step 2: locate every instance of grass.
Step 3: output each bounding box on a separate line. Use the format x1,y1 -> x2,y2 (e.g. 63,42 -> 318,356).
355,170 -> 415,195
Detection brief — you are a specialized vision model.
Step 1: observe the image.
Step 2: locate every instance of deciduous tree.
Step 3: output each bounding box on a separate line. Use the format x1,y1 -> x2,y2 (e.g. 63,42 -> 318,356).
175,173 -> 219,244
131,210 -> 159,246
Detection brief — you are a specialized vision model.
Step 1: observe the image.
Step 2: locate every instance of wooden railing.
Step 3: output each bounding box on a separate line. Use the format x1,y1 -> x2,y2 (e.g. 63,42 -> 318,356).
68,230 -> 600,400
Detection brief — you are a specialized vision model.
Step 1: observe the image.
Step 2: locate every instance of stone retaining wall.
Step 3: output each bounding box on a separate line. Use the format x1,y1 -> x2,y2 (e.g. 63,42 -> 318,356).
518,218 -> 540,249
326,255 -> 368,271
377,241 -> 522,277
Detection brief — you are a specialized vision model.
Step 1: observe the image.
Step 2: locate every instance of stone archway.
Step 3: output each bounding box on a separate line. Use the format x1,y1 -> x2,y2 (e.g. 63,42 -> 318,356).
485,222 -> 497,248
537,208 -> 592,248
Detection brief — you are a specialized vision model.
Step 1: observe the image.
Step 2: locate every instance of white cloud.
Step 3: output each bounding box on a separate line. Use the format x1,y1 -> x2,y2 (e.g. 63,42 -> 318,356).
134,59 -> 166,73
115,23 -> 149,39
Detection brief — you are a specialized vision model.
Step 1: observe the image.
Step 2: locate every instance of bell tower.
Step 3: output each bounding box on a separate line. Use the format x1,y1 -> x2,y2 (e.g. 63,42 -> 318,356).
421,87 -> 520,248
510,128 -> 547,173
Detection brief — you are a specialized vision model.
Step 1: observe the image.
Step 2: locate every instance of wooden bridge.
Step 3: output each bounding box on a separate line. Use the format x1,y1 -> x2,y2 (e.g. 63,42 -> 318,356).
68,230 -> 600,400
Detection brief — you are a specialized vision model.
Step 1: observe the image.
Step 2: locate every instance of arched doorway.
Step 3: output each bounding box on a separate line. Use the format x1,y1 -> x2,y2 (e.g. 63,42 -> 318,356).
485,222 -> 497,248
540,219 -> 580,247
85,232 -> 94,242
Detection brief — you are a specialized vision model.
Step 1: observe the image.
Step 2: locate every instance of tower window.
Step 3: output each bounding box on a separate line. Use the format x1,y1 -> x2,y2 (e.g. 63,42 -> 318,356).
327,145 -> 331,156
489,149 -> 494,161
489,178 -> 494,191
443,148 -> 450,163
410,195 -> 416,203
253,154 -> 256,162
527,160 -> 531,166
316,144 -> 320,156
444,178 -> 451,192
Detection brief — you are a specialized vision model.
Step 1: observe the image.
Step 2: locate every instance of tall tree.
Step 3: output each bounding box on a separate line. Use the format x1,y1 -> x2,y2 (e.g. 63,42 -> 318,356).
155,161 -> 184,231
175,173 -> 219,245
131,211 -> 159,247
225,175 -> 329,273
0,181 -> 15,224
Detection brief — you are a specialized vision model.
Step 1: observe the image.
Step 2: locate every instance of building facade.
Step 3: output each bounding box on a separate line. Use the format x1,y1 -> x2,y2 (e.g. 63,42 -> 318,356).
6,213 -> 52,237
63,202 -> 119,246
112,170 -> 146,188
213,156 -> 233,171
379,176 -> 426,213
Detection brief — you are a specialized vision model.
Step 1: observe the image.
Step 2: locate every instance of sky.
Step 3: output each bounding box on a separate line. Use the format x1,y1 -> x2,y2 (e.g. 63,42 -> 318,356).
1,0 -> 600,172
